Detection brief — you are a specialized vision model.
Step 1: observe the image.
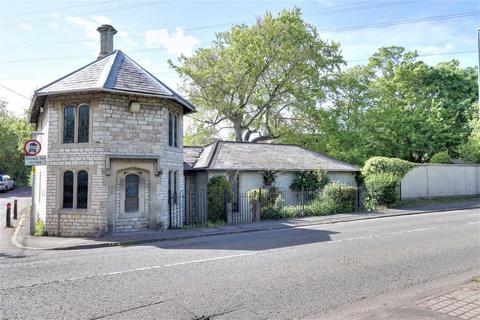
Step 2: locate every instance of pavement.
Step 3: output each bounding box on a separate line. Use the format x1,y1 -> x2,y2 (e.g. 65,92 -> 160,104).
0,187 -> 31,256
337,277 -> 480,320
11,197 -> 480,250
0,207 -> 479,319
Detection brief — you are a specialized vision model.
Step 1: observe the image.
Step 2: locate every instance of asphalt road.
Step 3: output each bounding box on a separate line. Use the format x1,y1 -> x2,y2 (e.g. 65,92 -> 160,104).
0,208 -> 479,320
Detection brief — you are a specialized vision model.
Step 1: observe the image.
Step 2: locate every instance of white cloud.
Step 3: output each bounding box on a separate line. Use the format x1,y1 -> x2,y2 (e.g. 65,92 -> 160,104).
145,28 -> 200,56
18,23 -> 32,31
48,22 -> 60,30
65,16 -> 98,39
91,15 -> 111,25
65,15 -> 111,39
118,31 -> 139,47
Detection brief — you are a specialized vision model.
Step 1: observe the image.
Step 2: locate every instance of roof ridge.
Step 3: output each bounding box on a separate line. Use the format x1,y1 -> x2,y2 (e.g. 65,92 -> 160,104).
102,50 -> 123,89
34,50 -> 117,95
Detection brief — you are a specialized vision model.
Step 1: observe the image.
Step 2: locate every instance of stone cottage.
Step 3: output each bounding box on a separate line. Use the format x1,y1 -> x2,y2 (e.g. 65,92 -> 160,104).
29,25 -> 195,236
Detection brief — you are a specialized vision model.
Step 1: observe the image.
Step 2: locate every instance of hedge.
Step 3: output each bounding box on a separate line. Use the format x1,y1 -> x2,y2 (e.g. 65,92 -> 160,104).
207,176 -> 233,222
362,157 -> 415,210
261,183 -> 357,219
364,172 -> 399,209
362,157 -> 415,177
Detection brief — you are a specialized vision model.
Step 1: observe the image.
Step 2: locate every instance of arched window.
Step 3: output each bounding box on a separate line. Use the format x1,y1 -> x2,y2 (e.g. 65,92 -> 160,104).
168,112 -> 173,146
63,105 -> 75,143
174,114 -> 178,147
125,174 -> 139,212
168,112 -> 178,147
63,171 -> 74,208
78,105 -> 89,143
77,170 -> 88,209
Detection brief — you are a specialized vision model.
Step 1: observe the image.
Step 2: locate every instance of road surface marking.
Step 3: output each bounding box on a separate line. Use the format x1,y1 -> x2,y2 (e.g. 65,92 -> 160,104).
164,252 -> 259,267
468,221 -> 480,225
2,225 -> 444,290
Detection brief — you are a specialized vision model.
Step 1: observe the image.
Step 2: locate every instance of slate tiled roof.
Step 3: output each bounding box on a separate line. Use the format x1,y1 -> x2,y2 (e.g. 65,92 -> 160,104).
30,50 -> 195,122
184,141 -> 359,172
183,147 -> 204,170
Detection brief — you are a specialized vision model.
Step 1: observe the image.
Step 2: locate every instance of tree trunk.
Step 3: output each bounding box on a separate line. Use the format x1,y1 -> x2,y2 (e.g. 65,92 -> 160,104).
233,121 -> 243,142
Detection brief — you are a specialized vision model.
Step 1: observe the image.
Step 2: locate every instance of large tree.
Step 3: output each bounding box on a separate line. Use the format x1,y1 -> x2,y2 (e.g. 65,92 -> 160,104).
0,97 -> 33,185
171,8 -> 343,142
281,46 -> 478,164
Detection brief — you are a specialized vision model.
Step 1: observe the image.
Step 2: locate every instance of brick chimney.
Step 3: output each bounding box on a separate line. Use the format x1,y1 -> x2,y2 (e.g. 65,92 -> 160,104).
97,24 -> 117,59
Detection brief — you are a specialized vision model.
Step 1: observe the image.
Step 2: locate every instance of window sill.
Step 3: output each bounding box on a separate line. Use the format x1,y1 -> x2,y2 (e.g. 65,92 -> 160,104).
59,208 -> 90,215
53,142 -> 100,148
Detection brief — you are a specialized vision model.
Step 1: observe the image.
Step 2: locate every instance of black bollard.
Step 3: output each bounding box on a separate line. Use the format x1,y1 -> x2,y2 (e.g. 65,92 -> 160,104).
13,199 -> 17,219
6,202 -> 11,228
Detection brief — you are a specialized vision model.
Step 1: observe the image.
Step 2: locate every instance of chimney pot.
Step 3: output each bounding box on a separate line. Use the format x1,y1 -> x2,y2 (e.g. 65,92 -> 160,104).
97,24 -> 117,59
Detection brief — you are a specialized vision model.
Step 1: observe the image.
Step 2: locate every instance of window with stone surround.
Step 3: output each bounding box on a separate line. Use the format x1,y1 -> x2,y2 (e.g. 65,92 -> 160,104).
125,174 -> 139,213
77,170 -> 88,209
63,105 -> 75,143
63,171 -> 74,208
168,111 -> 178,147
62,169 -> 89,209
62,104 -> 90,144
78,105 -> 89,143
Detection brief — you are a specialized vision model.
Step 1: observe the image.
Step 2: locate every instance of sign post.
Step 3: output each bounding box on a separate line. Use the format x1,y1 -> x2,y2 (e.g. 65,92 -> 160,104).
24,137 -> 44,235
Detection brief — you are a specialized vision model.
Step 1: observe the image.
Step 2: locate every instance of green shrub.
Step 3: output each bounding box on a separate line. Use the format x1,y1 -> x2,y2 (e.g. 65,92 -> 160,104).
362,157 -> 415,210
430,151 -> 451,164
207,176 -> 233,222
321,183 -> 357,213
364,172 -> 399,209
290,169 -> 330,192
34,219 -> 46,236
260,183 -> 358,219
362,157 -> 415,177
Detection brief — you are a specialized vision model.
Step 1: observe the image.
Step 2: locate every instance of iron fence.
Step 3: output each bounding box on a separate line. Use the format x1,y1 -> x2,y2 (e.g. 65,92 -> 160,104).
168,187 -> 360,229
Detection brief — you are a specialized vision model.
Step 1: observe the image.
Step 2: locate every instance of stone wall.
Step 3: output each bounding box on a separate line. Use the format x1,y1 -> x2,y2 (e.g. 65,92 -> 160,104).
38,92 -> 185,236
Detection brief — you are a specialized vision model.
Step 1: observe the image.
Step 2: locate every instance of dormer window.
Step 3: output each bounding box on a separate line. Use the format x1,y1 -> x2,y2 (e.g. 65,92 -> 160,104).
63,104 -> 90,144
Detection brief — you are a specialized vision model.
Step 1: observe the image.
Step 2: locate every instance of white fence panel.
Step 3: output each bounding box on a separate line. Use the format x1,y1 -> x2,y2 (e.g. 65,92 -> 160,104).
401,164 -> 480,199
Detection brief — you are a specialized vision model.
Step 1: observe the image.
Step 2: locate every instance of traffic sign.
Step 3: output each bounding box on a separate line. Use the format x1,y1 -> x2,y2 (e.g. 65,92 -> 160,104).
25,155 -> 46,166
24,139 -> 41,156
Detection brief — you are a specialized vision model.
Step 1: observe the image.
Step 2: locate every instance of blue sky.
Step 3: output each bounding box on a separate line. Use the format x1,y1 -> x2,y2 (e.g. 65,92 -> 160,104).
0,0 -> 478,116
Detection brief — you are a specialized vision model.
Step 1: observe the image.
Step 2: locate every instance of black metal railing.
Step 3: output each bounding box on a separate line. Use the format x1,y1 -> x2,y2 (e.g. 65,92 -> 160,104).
168,187 -> 360,229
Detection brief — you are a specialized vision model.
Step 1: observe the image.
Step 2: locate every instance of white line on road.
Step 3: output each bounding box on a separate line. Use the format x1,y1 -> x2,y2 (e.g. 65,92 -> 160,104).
164,252 -> 259,267
468,221 -> 480,225
3,225 -> 445,290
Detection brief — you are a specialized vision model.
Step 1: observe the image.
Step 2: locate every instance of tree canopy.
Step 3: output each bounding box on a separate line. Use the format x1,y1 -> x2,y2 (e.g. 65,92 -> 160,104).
280,47 -> 478,164
0,97 -> 33,185
172,8 -> 343,142
173,9 -> 478,164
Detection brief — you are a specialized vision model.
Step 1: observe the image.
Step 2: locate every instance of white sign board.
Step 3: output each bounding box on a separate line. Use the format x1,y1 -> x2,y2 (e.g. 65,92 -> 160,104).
25,155 -> 46,166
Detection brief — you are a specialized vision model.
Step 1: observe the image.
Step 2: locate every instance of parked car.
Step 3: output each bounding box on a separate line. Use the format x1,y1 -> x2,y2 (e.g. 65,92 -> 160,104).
0,175 -> 14,192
